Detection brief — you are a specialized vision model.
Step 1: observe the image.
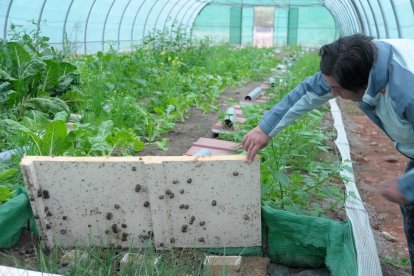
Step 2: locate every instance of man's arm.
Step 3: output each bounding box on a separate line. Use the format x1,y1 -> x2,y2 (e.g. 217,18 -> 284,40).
242,72 -> 333,161
392,157 -> 414,204
242,126 -> 270,162
382,178 -> 409,204
259,72 -> 333,137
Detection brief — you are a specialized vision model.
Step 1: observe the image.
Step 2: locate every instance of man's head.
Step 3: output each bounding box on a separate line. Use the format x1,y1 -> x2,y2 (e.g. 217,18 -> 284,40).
319,34 -> 377,100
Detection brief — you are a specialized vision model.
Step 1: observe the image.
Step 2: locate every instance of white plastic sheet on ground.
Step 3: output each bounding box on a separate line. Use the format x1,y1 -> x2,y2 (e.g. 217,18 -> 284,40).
0,265 -> 61,276
329,98 -> 382,275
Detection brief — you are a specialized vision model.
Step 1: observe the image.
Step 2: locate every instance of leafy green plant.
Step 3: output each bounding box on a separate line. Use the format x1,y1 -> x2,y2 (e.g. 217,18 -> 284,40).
0,41 -> 76,102
0,28 -> 78,121
70,27 -> 278,148
2,119 -> 70,156
2,117 -> 145,157
70,120 -> 144,156
0,185 -> 14,204
0,166 -> 19,204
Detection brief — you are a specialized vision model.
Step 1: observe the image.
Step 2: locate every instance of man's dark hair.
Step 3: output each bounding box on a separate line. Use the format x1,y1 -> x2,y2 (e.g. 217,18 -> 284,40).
319,34 -> 377,92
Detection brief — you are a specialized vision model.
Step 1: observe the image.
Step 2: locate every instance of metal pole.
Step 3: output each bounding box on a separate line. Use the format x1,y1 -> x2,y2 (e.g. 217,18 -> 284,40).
185,1 -> 207,40
354,0 -> 373,36
37,0 -> 48,36
142,0 -> 160,39
131,0 -> 147,47
117,0 -> 133,50
4,0 -> 14,39
332,1 -> 352,35
349,0 -> 365,34
179,0 -> 199,38
154,0 -> 175,32
172,0 -> 195,40
389,0 -> 402,38
376,0 -> 389,37
365,0 -> 380,38
102,0 -> 116,52
162,0 -> 188,37
84,0 -> 97,54
63,0 -> 75,52
322,1 -> 344,37
341,0 -> 360,34
411,0 -> 414,16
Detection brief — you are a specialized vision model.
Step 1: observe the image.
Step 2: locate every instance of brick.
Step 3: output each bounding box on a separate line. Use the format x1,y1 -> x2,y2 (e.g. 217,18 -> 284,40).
203,256 -> 242,276
120,253 -> 161,271
185,146 -> 235,156
192,138 -> 240,151
60,250 -> 90,267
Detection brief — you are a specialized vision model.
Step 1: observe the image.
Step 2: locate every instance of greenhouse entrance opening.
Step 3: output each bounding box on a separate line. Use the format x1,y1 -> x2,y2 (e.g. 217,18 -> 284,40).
253,7 -> 274,47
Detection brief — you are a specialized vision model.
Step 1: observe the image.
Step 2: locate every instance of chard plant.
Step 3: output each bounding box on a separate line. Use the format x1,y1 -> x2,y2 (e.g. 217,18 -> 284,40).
0,37 -> 77,117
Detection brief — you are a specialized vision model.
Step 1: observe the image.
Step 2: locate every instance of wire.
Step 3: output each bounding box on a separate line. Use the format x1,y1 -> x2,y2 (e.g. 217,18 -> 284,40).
195,0 -> 324,8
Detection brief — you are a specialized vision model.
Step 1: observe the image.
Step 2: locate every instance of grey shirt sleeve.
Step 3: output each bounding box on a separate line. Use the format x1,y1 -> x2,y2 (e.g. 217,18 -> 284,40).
259,72 -> 333,137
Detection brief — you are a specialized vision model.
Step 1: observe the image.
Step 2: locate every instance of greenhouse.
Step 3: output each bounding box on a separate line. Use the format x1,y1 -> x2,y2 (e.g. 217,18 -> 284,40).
1,0 -> 414,275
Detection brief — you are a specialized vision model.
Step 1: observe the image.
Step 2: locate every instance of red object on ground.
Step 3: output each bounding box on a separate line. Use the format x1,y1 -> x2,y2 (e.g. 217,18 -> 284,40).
184,137 -> 240,156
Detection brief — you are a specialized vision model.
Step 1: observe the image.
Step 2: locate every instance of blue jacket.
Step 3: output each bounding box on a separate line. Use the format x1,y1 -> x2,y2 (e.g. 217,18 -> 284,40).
259,39 -> 414,202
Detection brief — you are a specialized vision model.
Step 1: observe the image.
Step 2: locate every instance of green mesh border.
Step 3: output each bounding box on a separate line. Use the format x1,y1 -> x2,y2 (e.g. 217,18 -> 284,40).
0,187 -> 34,248
205,206 -> 358,276
262,206 -> 357,275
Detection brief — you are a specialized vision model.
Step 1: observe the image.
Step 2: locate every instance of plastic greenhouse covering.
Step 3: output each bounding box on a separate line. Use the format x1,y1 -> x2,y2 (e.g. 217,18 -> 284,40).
3,1 -> 414,275
1,0 -> 414,53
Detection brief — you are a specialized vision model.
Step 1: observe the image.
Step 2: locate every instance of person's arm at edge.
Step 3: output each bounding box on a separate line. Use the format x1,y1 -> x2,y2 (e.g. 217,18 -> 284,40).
242,72 -> 333,161
383,173 -> 413,205
382,99 -> 414,205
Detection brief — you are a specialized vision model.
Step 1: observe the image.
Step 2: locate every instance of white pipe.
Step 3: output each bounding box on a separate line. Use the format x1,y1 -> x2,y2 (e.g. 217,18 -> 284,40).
244,87 -> 262,101
268,77 -> 275,87
223,107 -> 236,128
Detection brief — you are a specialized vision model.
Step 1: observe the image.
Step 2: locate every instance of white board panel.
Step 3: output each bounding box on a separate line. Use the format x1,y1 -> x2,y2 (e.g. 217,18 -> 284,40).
21,155 -> 261,250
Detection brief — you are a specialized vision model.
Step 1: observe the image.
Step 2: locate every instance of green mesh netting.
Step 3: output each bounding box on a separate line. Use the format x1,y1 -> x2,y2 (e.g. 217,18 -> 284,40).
206,206 -> 358,275
262,205 -> 358,275
0,187 -> 33,248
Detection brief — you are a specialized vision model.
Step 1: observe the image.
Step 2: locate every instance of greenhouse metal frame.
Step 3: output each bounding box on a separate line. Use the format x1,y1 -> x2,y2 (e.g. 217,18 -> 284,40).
1,0 -> 414,53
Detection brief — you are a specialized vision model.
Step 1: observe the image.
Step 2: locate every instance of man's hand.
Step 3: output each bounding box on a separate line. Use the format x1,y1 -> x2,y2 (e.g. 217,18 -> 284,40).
241,126 -> 271,162
382,178 -> 408,205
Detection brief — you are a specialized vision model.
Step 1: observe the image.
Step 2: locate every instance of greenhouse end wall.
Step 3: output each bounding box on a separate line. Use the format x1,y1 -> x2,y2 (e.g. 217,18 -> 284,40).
192,4 -> 338,48
3,1 -> 414,53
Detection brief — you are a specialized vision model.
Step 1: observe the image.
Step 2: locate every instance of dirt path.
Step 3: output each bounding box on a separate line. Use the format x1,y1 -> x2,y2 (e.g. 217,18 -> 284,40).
138,81 -> 262,156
